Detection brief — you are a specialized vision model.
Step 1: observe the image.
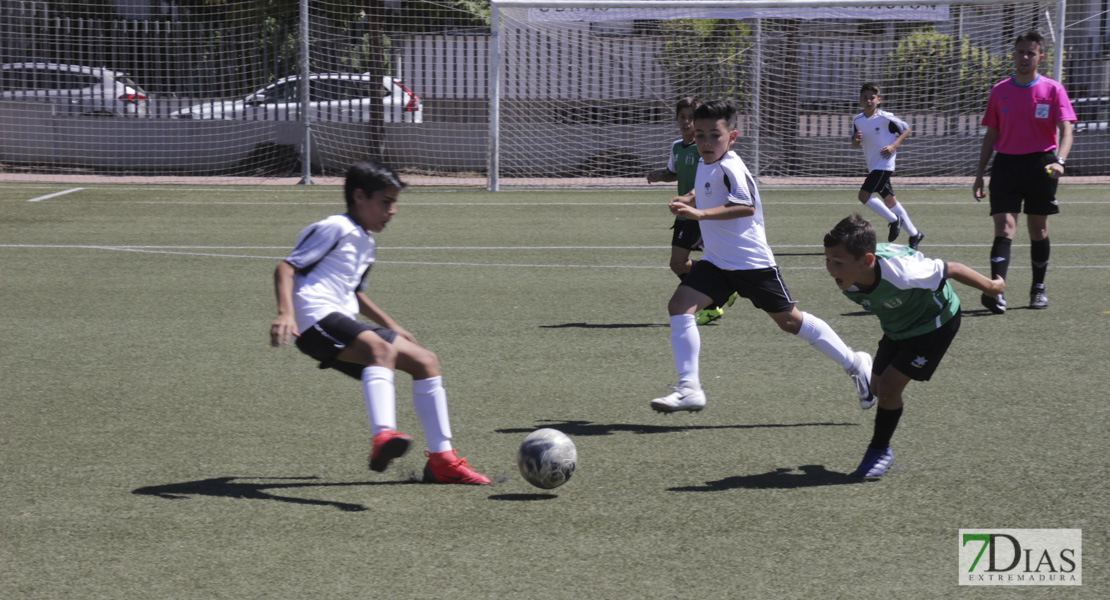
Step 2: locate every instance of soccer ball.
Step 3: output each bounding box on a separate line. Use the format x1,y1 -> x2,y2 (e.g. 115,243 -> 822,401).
517,428 -> 577,489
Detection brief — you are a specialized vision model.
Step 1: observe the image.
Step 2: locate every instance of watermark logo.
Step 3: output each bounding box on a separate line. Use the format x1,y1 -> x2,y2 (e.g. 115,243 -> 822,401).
959,529 -> 1081,586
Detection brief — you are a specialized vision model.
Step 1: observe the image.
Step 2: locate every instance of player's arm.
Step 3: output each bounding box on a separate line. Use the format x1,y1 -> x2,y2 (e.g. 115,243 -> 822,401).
270,260 -> 299,347
647,167 -> 677,184
882,124 -> 911,158
1046,120 -> 1074,180
672,201 -> 754,221
972,127 -> 999,201
851,124 -> 861,148
356,292 -> 416,343
946,261 -> 1005,296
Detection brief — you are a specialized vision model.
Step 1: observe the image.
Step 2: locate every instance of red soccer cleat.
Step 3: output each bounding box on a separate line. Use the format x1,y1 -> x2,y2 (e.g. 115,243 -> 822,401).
368,430 -> 413,472
422,449 -> 491,485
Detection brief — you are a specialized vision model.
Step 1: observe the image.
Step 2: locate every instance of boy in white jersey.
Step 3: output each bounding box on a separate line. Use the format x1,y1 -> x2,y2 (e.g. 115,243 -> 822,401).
651,99 -> 874,414
851,83 -> 924,249
647,96 -> 738,326
270,161 -> 490,485
823,214 -> 1004,477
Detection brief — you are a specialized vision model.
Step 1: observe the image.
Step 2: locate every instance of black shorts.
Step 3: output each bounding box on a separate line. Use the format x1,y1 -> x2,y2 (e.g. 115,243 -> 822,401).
988,152 -> 1061,216
681,260 -> 796,313
295,312 -> 397,380
873,311 -> 961,382
671,218 -> 704,252
860,170 -> 894,199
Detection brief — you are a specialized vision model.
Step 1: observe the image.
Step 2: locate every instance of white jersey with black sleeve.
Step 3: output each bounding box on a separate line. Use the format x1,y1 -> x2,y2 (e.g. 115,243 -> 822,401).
852,109 -> 909,172
693,150 -> 776,270
283,213 -> 376,333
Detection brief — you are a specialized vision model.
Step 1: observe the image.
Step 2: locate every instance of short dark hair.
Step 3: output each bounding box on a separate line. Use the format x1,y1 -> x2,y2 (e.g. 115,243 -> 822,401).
693,99 -> 739,129
344,160 -> 406,208
675,96 -> 702,115
823,214 -> 877,258
1014,30 -> 1045,49
860,82 -> 881,96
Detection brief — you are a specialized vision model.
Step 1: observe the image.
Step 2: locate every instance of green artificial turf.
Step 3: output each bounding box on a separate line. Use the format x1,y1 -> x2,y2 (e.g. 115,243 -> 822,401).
1,183 -> 1107,599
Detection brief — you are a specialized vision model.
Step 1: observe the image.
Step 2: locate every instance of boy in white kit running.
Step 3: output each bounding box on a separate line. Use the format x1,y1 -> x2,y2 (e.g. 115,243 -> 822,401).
651,99 -> 874,413
270,160 -> 490,485
851,82 -> 924,249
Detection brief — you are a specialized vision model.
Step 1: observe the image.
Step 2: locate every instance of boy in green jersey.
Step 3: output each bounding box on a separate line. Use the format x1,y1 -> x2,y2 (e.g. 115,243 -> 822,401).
823,214 -> 1004,477
647,96 -> 735,325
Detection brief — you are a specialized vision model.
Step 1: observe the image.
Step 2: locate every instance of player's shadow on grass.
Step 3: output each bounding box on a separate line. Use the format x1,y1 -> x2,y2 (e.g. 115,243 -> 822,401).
497,419 -> 857,437
540,323 -> 668,329
133,476 -> 412,512
669,465 -> 872,492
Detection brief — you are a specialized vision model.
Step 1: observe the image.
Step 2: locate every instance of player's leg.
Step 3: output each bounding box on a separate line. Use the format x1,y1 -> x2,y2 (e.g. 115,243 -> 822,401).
884,192 -> 923,249
766,305 -> 873,407
651,265 -> 719,413
669,246 -> 694,278
859,171 -> 900,240
390,337 -> 489,484
297,315 -> 410,472
851,314 -> 958,477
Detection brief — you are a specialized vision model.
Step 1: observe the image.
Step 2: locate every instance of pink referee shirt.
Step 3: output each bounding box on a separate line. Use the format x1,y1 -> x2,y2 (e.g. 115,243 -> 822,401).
981,75 -> 1076,155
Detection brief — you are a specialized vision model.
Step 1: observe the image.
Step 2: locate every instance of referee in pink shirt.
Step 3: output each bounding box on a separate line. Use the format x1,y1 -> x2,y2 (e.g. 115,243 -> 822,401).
973,30 -> 1076,313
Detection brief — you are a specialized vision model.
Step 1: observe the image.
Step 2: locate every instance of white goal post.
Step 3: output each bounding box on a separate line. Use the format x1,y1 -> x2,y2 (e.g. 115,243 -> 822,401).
488,0 -> 1063,189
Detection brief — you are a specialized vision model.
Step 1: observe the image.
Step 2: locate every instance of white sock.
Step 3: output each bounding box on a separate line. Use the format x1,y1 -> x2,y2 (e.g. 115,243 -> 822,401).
890,201 -> 919,237
361,366 -> 397,435
865,196 -> 898,223
412,376 -> 453,453
669,313 -> 701,387
795,312 -> 855,370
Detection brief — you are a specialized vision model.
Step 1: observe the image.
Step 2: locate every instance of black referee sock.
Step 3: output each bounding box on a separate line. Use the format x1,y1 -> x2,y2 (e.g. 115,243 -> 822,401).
989,237 -> 1012,281
1031,237 -> 1050,287
869,406 -> 904,450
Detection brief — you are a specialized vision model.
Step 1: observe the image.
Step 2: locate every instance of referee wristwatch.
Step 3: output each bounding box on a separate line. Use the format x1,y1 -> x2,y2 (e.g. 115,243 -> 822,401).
1055,157 -> 1066,166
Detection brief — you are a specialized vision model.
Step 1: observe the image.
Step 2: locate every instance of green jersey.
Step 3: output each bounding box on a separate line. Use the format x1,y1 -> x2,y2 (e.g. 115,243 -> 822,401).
842,244 -> 960,340
668,139 -> 701,196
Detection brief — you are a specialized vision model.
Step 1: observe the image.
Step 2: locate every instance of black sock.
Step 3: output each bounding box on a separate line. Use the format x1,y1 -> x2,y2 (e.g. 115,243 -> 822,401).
870,406 -> 904,450
989,237 -> 1012,282
1031,237 -> 1050,287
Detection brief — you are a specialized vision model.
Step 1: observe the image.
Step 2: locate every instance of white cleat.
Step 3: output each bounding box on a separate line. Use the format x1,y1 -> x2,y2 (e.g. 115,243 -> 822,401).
848,351 -> 875,409
650,383 -> 707,413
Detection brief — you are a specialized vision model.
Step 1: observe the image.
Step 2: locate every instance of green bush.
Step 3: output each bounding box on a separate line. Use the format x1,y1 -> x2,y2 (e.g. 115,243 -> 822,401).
883,29 -> 1007,113
658,19 -> 752,105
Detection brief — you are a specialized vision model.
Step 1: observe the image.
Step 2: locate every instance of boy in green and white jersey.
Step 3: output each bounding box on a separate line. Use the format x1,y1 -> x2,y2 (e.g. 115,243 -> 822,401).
822,214 -> 1004,477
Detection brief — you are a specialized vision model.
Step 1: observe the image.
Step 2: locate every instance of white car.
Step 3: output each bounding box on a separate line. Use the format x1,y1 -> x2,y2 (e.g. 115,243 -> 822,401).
170,74 -> 423,123
0,62 -> 149,117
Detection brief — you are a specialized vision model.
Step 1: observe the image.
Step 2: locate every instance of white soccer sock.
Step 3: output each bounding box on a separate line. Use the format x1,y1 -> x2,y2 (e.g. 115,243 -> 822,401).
361,366 -> 397,435
795,312 -> 855,370
890,201 -> 919,237
412,376 -> 453,453
670,313 -> 701,387
865,196 -> 898,223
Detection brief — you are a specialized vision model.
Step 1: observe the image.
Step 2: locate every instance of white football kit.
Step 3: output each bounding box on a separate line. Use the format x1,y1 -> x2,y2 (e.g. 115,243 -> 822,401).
852,109 -> 909,172
693,150 -> 776,271
283,213 -> 376,333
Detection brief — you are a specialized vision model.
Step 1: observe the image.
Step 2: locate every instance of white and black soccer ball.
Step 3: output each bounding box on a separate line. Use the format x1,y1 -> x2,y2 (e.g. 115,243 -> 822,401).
517,428 -> 577,489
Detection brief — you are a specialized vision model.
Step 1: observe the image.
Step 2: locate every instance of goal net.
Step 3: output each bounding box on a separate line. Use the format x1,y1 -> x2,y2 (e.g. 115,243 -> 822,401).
491,0 -> 1060,187
1,0 -> 1106,186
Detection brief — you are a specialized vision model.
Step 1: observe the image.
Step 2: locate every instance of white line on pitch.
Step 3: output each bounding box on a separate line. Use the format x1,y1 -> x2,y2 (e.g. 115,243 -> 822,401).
27,188 -> 85,202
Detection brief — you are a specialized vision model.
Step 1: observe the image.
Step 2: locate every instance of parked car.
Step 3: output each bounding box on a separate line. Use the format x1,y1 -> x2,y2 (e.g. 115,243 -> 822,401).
170,74 -> 423,123
0,62 -> 149,117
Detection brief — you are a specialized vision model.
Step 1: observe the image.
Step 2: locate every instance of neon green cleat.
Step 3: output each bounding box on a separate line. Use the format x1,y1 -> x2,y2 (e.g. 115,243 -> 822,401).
695,306 -> 724,325
725,291 -> 738,307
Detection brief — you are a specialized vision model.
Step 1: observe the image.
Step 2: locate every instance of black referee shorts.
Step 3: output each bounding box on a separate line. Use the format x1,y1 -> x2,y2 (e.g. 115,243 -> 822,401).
988,152 -> 1060,216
